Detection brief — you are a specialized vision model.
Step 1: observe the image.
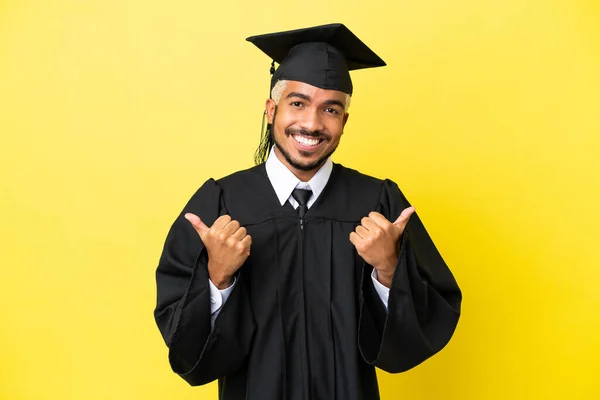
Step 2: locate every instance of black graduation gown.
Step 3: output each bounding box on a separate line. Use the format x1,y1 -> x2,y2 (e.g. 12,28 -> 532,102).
154,163 -> 461,400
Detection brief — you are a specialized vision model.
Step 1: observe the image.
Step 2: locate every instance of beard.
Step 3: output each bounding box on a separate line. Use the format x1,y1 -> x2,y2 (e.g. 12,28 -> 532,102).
271,110 -> 339,172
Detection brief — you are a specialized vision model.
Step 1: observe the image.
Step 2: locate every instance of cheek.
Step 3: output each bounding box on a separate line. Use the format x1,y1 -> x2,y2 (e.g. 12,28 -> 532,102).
274,113 -> 296,133
325,119 -> 345,137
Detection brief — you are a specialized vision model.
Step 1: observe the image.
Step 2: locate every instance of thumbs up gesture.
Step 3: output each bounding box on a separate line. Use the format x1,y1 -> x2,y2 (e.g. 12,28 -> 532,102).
349,207 -> 416,288
185,213 -> 252,289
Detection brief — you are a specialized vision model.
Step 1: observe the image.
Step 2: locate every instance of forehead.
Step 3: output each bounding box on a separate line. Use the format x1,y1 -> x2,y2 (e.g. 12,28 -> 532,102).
283,80 -> 348,101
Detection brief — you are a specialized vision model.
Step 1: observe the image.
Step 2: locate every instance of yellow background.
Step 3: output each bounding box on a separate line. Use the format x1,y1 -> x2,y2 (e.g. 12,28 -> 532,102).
1,0 -> 599,398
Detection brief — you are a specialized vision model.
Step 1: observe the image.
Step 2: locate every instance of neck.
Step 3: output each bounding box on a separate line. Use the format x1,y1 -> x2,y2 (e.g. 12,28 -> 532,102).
273,147 -> 320,182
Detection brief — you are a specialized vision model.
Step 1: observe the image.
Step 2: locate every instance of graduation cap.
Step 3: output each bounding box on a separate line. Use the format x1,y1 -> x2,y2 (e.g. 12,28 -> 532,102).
246,23 -> 386,95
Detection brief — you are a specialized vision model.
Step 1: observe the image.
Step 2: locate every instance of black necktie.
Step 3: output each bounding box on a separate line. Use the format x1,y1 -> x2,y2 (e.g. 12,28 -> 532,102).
292,188 -> 312,218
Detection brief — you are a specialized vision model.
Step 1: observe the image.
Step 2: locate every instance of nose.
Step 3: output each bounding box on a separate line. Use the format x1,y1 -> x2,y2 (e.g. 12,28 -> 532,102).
300,109 -> 324,133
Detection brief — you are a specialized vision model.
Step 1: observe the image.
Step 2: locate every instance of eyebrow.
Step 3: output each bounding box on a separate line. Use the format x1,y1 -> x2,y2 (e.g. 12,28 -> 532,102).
285,92 -> 345,109
285,92 -> 311,101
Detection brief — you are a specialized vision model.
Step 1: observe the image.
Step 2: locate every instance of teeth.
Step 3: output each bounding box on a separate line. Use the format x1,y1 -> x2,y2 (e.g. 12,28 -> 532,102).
294,135 -> 320,146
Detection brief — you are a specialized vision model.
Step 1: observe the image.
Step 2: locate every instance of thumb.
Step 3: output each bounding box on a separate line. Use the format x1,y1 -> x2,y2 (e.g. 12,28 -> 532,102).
393,206 -> 416,228
184,213 -> 210,235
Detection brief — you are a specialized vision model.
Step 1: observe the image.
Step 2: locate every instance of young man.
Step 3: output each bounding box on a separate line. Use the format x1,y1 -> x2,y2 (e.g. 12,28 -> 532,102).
154,23 -> 461,400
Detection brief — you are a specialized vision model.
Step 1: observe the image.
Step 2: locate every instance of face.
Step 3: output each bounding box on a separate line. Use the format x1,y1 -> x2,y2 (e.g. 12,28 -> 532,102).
266,81 -> 349,178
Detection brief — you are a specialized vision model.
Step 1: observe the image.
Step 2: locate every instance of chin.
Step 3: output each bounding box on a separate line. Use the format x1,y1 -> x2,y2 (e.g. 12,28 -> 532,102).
289,155 -> 326,172
274,136 -> 336,173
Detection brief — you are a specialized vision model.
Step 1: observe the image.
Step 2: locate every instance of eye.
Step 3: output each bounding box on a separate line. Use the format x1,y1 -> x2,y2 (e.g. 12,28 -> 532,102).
325,107 -> 340,115
290,101 -> 304,107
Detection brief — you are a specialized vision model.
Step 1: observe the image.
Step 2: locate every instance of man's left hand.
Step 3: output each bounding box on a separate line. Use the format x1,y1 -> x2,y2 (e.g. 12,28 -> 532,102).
349,207 -> 416,288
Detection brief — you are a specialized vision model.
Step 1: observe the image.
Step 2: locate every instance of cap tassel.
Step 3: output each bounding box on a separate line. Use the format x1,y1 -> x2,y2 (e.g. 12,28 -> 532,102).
268,60 -> 276,97
255,60 -> 276,165
263,59 -> 274,137
262,59 -> 275,134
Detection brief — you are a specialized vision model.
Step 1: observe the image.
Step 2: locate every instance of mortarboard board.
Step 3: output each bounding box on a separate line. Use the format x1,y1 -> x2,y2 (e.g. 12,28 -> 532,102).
246,23 -> 386,95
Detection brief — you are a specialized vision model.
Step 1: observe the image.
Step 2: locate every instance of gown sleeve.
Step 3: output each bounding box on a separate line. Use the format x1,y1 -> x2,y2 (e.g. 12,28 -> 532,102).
358,179 -> 462,372
153,179 -> 256,386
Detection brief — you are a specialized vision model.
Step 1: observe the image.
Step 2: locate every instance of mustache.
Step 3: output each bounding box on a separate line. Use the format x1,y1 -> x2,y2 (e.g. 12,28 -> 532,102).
284,127 -> 330,140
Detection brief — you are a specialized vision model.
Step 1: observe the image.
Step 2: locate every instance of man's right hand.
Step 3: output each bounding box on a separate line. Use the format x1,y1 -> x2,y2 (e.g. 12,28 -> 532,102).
184,213 -> 252,289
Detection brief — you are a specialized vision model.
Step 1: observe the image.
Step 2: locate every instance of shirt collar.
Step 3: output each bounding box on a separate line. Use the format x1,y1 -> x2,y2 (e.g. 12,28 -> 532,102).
265,146 -> 333,207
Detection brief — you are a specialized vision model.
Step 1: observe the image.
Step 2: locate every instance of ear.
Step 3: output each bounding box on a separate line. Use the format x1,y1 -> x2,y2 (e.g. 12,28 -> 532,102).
342,112 -> 350,128
265,98 -> 276,124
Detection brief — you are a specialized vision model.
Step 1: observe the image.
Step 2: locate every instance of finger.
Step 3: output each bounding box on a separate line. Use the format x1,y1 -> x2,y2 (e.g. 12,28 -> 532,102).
360,217 -> 379,231
184,213 -> 210,234
231,226 -> 247,241
241,234 -> 252,248
211,214 -> 232,231
368,211 -> 392,228
349,231 -> 362,247
222,219 -> 241,236
355,225 -> 369,239
393,207 -> 416,227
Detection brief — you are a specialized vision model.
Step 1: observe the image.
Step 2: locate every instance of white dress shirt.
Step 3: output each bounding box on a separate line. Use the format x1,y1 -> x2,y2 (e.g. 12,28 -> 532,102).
209,147 -> 391,326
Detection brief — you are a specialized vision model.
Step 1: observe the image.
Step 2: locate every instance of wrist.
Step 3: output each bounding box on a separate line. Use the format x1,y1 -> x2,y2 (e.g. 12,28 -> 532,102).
375,269 -> 394,288
208,264 -> 234,289
374,255 -> 397,274
212,275 -> 233,290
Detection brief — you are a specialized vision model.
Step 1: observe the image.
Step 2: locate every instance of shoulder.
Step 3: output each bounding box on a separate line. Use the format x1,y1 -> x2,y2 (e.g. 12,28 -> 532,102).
333,163 -> 397,192
184,164 -> 266,213
304,164 -> 398,221
331,163 -> 407,217
216,163 -> 270,209
213,164 -> 279,224
216,164 -> 266,188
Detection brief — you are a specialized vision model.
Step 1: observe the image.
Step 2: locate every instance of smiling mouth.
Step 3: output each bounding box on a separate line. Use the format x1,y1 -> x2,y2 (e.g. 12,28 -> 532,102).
292,134 -> 324,147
